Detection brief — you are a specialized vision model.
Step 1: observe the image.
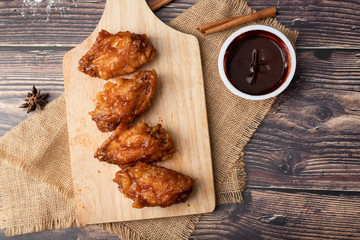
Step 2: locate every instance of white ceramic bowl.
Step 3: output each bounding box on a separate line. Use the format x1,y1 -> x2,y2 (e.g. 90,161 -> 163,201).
218,25 -> 296,100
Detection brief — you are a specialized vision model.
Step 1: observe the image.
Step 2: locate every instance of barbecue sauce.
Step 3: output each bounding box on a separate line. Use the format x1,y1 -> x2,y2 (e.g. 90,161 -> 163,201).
224,30 -> 290,95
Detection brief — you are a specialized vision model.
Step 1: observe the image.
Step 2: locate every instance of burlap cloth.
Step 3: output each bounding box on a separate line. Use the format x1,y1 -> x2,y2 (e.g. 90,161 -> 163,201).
0,0 -> 298,239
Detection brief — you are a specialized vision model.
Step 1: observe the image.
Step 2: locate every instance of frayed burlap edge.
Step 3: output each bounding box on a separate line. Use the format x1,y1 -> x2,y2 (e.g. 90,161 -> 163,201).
216,99 -> 277,204
3,217 -> 77,237
0,96 -> 74,200
100,215 -> 201,240
0,158 -> 78,237
216,98 -> 276,204
0,147 -> 75,201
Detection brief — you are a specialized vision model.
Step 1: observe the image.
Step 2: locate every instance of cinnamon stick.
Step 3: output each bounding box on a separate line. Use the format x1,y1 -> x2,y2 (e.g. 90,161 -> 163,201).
149,0 -> 174,11
196,7 -> 276,35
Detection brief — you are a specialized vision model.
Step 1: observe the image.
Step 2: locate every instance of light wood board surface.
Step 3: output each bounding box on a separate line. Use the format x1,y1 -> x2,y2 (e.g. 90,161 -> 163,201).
63,0 -> 215,225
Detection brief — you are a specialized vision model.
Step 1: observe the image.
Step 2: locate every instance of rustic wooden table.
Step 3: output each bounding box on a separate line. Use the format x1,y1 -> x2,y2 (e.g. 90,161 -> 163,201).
0,0 -> 359,239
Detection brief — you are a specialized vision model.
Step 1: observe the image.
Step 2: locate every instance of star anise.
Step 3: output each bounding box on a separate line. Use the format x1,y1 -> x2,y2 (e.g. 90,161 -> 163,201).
19,86 -> 50,113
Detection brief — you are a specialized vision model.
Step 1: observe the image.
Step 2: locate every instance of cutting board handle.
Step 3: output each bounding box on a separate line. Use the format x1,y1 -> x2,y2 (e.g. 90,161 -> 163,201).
99,0 -> 155,27
74,0 -> 197,50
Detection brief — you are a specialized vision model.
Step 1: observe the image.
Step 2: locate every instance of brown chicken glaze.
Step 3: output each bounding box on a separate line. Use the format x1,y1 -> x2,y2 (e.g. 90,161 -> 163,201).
79,30 -> 156,80
94,121 -> 174,165
113,162 -> 194,208
89,70 -> 157,132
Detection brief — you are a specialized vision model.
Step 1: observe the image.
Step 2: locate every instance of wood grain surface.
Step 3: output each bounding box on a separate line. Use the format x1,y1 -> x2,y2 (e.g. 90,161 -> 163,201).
192,189 -> 360,239
246,49 -> 360,191
0,0 -> 359,239
64,0 -> 214,225
0,0 -> 359,47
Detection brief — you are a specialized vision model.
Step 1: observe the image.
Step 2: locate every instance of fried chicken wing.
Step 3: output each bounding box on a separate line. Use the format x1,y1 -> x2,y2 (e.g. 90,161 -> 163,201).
95,121 -> 174,165
79,30 -> 156,80
89,70 -> 157,132
114,162 -> 194,208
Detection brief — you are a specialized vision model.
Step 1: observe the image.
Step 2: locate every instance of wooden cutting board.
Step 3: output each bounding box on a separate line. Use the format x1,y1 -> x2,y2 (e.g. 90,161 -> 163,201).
63,0 -> 215,225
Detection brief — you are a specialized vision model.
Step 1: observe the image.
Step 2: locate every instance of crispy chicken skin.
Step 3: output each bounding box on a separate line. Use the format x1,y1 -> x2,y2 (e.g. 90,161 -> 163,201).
78,30 -> 156,80
94,121 -> 174,165
89,70 -> 157,132
113,162 -> 194,208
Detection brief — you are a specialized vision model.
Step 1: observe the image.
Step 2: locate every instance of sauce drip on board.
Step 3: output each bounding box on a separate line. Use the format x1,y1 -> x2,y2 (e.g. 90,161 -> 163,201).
224,30 -> 291,95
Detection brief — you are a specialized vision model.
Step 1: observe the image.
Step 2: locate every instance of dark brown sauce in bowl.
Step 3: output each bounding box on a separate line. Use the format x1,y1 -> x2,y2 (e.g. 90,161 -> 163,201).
224,30 -> 291,95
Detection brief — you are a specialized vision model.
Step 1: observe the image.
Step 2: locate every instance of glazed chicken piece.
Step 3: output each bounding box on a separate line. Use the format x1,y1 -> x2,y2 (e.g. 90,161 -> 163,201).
79,30 -> 156,80
94,121 -> 174,165
114,162 -> 194,208
89,70 -> 157,132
